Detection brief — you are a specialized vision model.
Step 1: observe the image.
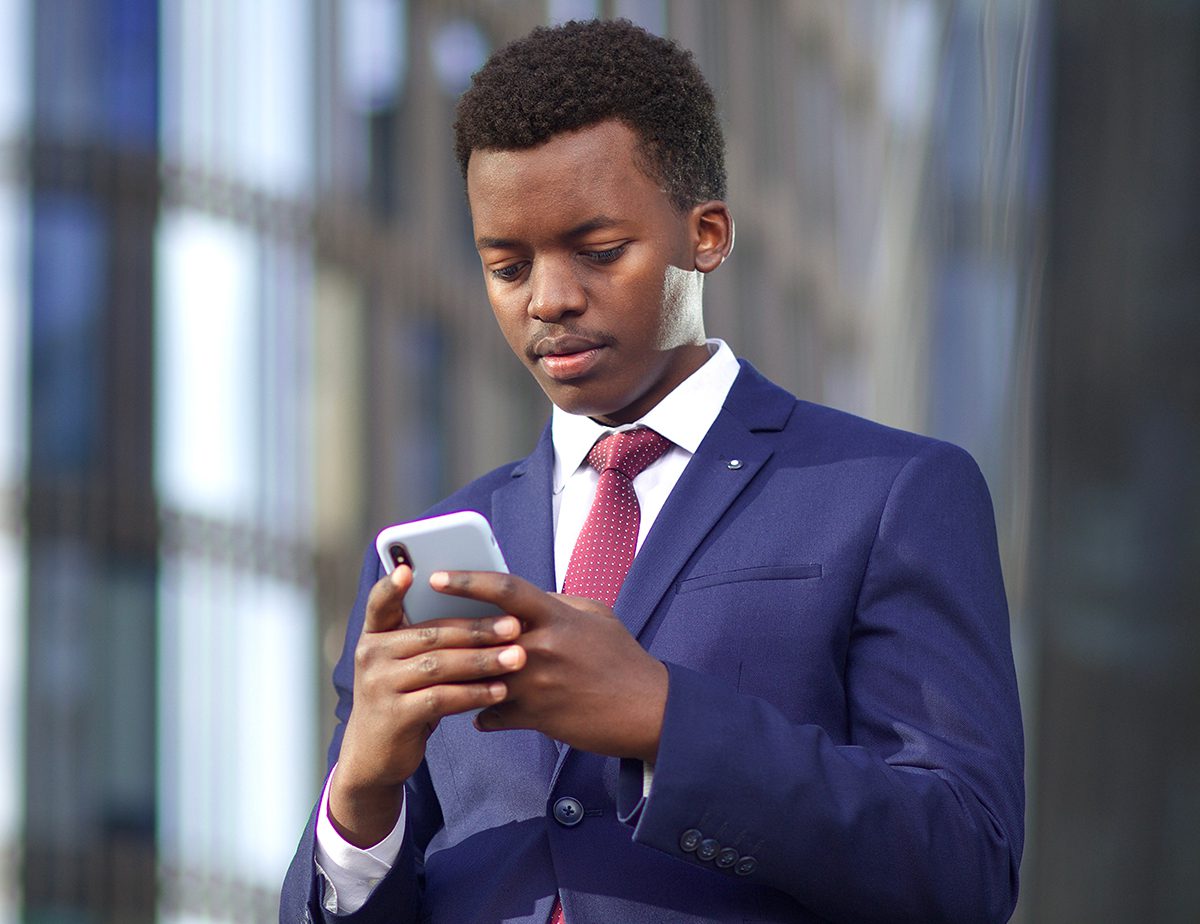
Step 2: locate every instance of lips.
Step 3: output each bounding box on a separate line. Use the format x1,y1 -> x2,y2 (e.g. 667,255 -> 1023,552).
531,334 -> 609,380
532,334 -> 605,358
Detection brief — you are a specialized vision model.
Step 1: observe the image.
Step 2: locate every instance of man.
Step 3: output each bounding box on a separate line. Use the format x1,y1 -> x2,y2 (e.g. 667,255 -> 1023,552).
282,18 -> 1023,924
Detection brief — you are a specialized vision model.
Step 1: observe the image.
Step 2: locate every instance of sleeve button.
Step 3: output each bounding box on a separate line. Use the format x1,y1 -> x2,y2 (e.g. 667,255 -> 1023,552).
696,838 -> 721,861
734,856 -> 758,876
679,828 -> 703,852
715,847 -> 739,869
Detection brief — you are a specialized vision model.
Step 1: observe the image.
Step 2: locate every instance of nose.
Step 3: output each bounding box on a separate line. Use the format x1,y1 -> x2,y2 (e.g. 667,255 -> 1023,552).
528,256 -> 585,322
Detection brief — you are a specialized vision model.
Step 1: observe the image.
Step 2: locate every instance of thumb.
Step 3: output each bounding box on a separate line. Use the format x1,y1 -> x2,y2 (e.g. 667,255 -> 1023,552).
364,564 -> 413,633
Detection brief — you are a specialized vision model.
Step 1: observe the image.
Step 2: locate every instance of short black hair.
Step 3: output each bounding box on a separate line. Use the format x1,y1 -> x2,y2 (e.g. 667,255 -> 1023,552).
454,18 -> 726,211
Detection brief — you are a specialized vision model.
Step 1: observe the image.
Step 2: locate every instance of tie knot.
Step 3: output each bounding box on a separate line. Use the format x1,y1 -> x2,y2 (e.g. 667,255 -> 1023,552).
587,428 -> 672,480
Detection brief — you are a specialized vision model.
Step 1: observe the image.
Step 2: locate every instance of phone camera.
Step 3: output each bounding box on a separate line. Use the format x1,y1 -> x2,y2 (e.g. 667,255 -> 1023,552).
389,543 -> 412,569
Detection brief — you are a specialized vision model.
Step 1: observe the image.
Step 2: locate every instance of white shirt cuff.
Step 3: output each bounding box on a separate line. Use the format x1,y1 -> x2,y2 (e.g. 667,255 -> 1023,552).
313,764 -> 406,915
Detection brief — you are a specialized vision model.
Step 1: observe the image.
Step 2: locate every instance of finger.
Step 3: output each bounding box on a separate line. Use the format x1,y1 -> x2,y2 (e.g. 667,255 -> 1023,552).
356,628 -> 526,689
412,679 -> 510,721
428,570 -> 554,626
386,615 -> 522,658
364,565 -> 414,633
396,643 -> 527,691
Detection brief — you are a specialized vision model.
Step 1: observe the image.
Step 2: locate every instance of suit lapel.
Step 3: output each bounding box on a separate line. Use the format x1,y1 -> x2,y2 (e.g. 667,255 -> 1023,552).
490,424 -> 556,593
484,425 -> 564,765
614,362 -> 795,641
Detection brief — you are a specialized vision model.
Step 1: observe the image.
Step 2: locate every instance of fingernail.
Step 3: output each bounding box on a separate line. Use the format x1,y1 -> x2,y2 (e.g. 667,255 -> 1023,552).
497,646 -> 523,669
495,616 -> 519,638
429,571 -> 448,589
488,681 -> 506,700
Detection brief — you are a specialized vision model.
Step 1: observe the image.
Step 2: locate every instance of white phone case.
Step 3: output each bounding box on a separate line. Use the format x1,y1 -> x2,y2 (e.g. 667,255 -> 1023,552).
375,510 -> 510,623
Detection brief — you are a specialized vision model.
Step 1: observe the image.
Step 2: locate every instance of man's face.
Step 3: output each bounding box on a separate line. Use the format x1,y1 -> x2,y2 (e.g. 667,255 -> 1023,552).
466,120 -> 719,425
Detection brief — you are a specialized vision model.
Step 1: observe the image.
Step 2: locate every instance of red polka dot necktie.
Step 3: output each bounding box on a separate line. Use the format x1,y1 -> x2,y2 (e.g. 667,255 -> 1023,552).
561,427 -> 673,607
549,428 -> 671,924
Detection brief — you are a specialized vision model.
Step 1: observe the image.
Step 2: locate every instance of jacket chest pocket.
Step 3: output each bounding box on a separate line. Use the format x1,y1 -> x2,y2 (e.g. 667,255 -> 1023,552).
651,564 -> 851,725
676,563 -> 822,594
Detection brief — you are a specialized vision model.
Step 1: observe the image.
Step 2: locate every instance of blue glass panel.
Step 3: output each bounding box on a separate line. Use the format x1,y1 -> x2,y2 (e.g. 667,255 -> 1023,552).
33,0 -> 157,147
105,0 -> 158,146
29,192 -> 107,475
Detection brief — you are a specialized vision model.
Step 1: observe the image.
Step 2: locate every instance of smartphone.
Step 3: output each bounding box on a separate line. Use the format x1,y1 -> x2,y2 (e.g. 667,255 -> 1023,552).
375,510 -> 510,624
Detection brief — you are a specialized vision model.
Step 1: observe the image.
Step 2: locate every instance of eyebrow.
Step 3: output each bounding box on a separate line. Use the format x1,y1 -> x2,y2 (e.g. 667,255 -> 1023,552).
475,215 -> 622,250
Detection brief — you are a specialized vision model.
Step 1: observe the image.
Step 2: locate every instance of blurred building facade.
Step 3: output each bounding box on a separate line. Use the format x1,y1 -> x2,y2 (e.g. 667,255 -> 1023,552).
0,1 -> 1194,922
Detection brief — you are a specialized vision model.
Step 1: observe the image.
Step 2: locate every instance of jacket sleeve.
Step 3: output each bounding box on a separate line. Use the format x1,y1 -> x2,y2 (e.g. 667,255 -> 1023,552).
618,441 -> 1024,924
279,548 -> 437,924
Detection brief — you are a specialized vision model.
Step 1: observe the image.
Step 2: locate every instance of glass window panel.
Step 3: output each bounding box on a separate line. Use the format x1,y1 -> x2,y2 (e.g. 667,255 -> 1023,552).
0,0 -> 29,137
0,531 -> 25,922
313,268 -> 365,545
340,0 -> 407,112
31,0 -> 156,145
0,185 -> 27,484
155,209 -> 259,520
879,0 -> 938,132
105,0 -> 159,147
32,0 -> 100,141
29,192 -> 107,474
161,0 -> 314,195
230,575 -> 316,881
258,236 -> 315,535
0,180 -> 23,920
157,550 -> 316,906
101,563 -> 157,823
232,0 -> 314,194
25,539 -> 99,841
157,0 -> 207,173
930,258 -> 1020,468
430,19 -> 489,97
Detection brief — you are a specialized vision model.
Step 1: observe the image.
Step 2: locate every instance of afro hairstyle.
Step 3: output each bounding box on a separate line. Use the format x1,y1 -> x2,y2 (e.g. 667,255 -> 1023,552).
453,18 -> 726,211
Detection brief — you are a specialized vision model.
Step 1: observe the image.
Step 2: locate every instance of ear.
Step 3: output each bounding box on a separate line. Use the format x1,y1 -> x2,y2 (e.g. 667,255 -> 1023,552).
690,200 -> 735,274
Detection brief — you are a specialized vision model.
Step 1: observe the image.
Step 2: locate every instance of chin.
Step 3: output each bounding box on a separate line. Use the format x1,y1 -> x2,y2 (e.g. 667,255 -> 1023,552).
551,397 -> 611,418
538,380 -> 611,416
550,395 -> 627,423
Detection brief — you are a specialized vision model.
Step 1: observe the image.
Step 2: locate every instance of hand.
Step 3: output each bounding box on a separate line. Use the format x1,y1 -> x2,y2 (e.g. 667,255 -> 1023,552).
329,565 -> 525,847
429,570 -> 668,764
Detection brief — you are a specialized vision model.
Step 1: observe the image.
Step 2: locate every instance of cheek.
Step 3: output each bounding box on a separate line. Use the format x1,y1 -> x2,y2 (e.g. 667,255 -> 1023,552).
652,265 -> 703,346
488,295 -> 529,353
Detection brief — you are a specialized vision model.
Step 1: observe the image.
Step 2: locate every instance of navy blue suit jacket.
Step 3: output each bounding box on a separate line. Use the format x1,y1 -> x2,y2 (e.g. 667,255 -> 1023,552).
282,362 -> 1024,923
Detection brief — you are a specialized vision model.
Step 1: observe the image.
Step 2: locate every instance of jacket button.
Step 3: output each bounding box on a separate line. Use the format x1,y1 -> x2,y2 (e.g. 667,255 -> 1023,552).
734,855 -> 758,876
552,796 -> 584,827
715,847 -> 739,869
679,828 -> 703,852
696,838 -> 720,861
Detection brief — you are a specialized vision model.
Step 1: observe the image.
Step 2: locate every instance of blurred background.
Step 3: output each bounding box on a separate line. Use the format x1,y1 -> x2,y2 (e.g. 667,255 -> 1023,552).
0,0 -> 1196,921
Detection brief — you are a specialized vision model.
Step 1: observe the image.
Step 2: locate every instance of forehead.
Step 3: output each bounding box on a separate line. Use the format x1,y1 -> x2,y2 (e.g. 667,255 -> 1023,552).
466,121 -> 672,233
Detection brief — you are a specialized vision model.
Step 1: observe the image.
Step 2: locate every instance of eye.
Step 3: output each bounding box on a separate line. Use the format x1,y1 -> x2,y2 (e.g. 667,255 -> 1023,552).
582,243 -> 628,265
490,262 -> 527,282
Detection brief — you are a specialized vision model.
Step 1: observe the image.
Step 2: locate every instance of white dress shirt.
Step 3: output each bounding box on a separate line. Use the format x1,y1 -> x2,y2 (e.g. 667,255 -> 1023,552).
315,340 -> 741,913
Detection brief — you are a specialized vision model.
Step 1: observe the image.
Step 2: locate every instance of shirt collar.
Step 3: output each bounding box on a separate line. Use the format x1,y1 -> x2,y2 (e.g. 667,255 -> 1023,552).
550,339 -> 741,492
